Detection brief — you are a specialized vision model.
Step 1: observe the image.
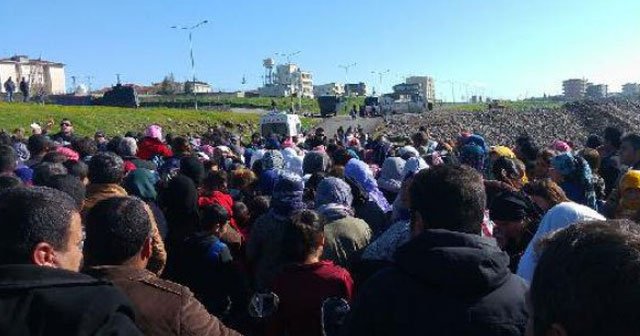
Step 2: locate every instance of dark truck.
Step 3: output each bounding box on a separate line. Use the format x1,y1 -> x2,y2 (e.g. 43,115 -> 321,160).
317,95 -> 343,117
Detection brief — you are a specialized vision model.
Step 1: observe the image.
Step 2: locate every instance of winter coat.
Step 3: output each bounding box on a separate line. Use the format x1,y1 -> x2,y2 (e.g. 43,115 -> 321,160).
342,229 -> 529,336
247,211 -> 291,290
85,265 -> 241,336
137,137 -> 173,161
0,264 -> 141,335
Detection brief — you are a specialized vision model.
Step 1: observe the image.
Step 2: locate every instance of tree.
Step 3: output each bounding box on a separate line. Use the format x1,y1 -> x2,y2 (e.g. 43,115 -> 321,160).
158,73 -> 180,95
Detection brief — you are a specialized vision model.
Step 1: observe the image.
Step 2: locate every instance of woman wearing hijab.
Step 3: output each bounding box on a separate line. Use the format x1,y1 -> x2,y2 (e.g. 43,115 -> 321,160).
123,168 -> 168,241
137,124 -> 173,161
489,191 -> 542,272
259,150 -> 285,196
459,144 -> 486,175
345,158 -> 391,214
615,170 -> 640,219
550,152 -> 597,210
159,174 -> 200,251
315,177 -> 372,269
281,147 -> 304,177
377,157 -> 406,203
247,172 -> 306,289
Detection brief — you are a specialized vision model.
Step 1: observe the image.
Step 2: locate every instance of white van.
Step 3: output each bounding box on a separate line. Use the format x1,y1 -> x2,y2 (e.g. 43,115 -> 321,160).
259,111 -> 302,138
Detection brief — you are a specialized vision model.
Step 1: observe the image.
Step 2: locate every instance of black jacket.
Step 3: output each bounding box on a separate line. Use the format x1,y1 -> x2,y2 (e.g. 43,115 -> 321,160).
342,229 -> 529,336
0,264 -> 141,335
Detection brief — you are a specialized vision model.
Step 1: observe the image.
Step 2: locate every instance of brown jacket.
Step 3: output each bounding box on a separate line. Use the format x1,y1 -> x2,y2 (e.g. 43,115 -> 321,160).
85,266 -> 242,336
83,184 -> 167,275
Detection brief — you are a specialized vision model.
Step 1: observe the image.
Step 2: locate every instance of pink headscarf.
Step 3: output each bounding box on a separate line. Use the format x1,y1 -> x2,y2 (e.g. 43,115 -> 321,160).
145,124 -> 163,140
551,140 -> 571,153
282,137 -> 294,148
56,146 -> 80,162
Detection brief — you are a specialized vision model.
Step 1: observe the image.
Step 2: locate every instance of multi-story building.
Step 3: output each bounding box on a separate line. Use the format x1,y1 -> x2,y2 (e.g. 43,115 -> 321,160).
344,82 -> 368,96
622,83 -> 640,97
562,78 -> 588,100
259,63 -> 314,98
313,82 -> 344,97
405,76 -> 436,103
0,55 -> 66,94
585,83 -> 608,99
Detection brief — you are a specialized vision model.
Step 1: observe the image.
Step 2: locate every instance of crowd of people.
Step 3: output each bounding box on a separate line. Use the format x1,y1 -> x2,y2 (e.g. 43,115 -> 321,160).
2,115 -> 640,335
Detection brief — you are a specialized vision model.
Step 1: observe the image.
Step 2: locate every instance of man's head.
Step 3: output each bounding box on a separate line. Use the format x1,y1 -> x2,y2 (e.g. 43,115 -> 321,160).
117,137 -> 138,157
41,175 -> 86,210
529,220 -> 640,336
84,196 -> 152,268
27,134 -> 51,157
94,131 -> 106,144
32,162 -> 67,186
620,133 -> 640,166
72,137 -> 97,160
60,118 -> 73,135
200,204 -> 229,236
409,165 -> 486,236
604,126 -> 623,149
88,152 -> 124,184
233,202 -> 250,228
0,145 -> 17,175
0,187 -> 83,271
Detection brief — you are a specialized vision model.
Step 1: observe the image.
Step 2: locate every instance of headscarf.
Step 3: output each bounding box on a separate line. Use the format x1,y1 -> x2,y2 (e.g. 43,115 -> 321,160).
315,177 -> 354,221
377,157 -> 406,194
12,142 -> 30,162
262,150 -> 285,170
460,144 -> 486,173
465,134 -> 489,153
303,151 -> 331,175
345,158 -> 392,213
271,171 -> 305,217
490,146 -> 516,159
260,168 -> 283,196
162,175 -> 200,243
124,169 -> 158,201
281,147 -> 304,177
403,157 -> 429,179
551,140 -> 571,153
145,124 -> 163,141
179,156 -> 205,187
57,146 -> 80,162
489,191 -> 530,222
398,146 -> 419,159
617,170 -> 640,217
551,152 -> 596,210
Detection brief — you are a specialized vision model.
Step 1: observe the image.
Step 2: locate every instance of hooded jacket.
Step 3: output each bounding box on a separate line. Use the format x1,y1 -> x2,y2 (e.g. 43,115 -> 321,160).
137,137 -> 173,161
342,229 -> 528,336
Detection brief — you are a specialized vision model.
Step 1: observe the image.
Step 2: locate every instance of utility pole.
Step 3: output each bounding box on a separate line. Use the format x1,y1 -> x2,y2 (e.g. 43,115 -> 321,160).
171,19 -> 209,110
371,69 -> 390,93
339,62 -> 357,96
115,74 -> 122,85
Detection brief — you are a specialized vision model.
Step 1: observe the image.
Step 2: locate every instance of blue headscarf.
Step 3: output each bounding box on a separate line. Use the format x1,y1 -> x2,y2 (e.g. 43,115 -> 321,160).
551,152 -> 597,210
460,144 -> 486,173
271,171 -> 306,217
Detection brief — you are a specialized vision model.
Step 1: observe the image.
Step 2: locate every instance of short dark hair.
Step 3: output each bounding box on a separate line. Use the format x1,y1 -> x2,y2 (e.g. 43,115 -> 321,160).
604,127 -> 623,149
41,175 -> 86,210
84,196 -> 152,266
200,203 -> 229,232
531,220 -> 640,336
410,165 -> 486,234
106,136 -> 123,153
27,134 -> 51,155
88,152 -> 124,184
283,210 -> 324,263
42,151 -> 68,164
0,187 -> 77,264
0,145 -> 17,173
622,133 -> 640,152
203,170 -> 228,192
72,137 -> 98,159
171,136 -> 191,153
64,160 -> 88,181
32,162 -> 68,186
0,175 -> 22,191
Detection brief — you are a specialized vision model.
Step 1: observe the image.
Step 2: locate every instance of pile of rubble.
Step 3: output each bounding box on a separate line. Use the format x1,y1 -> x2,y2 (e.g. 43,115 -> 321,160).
383,98 -> 640,147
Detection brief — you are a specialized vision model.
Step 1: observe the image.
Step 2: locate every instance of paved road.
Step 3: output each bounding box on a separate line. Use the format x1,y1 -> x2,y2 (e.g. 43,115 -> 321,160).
313,115 -> 383,136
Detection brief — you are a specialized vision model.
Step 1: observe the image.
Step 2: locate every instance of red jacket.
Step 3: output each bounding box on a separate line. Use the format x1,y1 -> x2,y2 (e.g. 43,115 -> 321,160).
198,191 -> 244,238
137,137 -> 173,161
269,261 -> 353,336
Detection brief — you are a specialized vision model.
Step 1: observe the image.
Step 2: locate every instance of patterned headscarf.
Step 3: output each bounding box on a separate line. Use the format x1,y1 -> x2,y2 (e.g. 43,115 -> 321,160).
460,144 -> 486,173
377,157 -> 406,194
271,171 -> 306,217
315,177 -> 355,221
262,150 -> 285,170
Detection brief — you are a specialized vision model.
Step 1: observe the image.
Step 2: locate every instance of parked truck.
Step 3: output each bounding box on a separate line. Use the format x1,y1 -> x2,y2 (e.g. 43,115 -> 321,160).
317,95 -> 344,117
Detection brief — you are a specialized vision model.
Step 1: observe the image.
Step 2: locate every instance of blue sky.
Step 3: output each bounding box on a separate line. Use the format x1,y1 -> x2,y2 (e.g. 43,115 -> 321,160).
2,0 -> 638,99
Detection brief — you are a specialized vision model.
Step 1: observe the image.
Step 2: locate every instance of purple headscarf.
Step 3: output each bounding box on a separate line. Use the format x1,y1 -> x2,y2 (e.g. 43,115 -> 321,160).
345,158 -> 392,213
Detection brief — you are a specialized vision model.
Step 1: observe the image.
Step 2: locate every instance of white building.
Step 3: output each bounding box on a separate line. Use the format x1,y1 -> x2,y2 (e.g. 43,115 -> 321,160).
184,81 -> 212,94
405,76 -> 436,102
0,55 -> 66,94
259,63 -> 313,98
313,82 -> 344,97
622,83 -> 640,97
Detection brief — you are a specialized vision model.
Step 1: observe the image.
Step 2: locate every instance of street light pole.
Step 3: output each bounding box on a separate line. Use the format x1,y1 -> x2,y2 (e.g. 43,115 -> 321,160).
339,62 -> 356,96
171,20 -> 208,110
